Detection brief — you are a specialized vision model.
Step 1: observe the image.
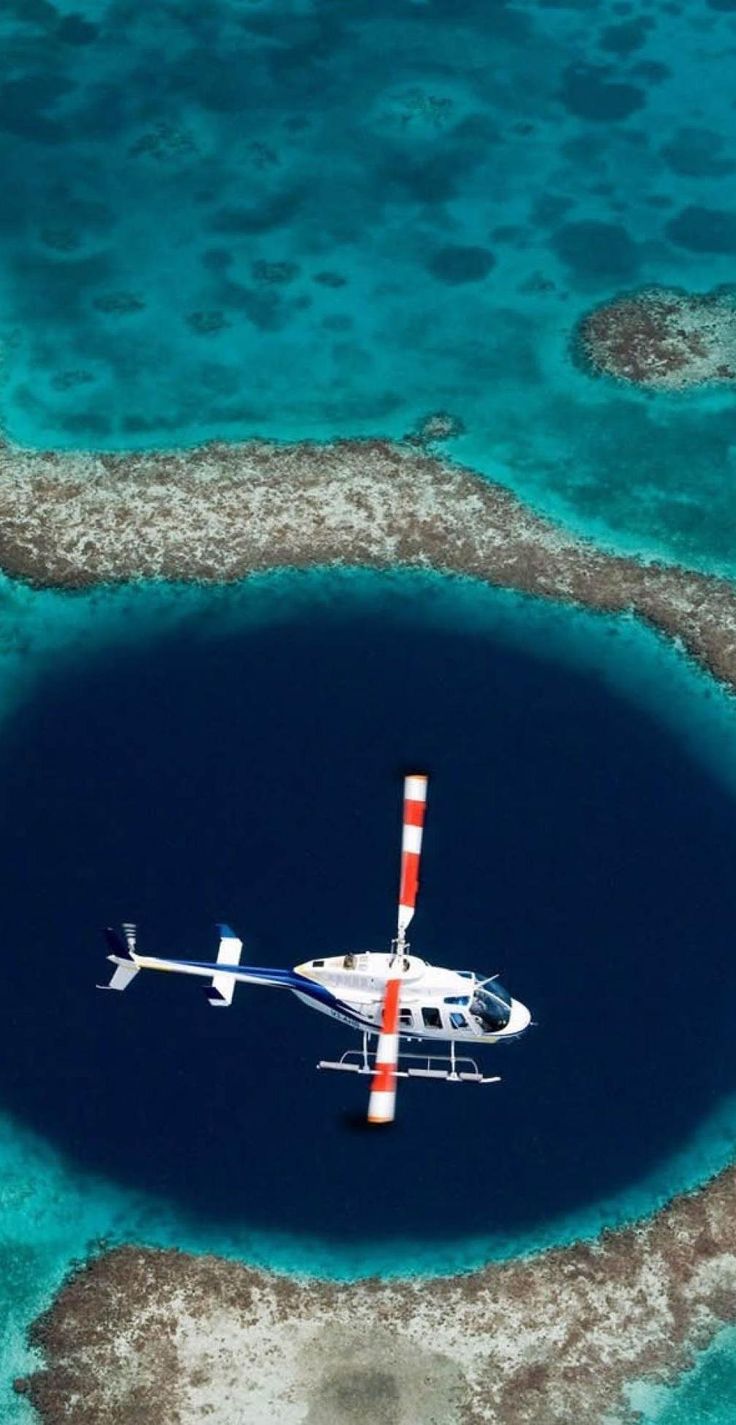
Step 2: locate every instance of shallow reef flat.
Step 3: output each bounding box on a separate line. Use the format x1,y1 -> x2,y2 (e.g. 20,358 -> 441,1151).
20,1162 -> 736,1425
3,435 -> 736,695
578,286 -> 736,390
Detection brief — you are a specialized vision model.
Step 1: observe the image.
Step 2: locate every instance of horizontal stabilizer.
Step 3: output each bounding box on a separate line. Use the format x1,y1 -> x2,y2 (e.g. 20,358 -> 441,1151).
98,956 -> 140,992
207,924 -> 244,1007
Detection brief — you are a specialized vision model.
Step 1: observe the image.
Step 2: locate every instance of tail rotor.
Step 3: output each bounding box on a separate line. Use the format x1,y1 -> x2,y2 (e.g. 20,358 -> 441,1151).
98,921 -> 140,991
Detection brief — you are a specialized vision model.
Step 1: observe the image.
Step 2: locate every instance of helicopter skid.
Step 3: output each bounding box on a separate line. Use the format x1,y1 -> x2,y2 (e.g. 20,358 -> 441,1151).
317,1046 -> 500,1085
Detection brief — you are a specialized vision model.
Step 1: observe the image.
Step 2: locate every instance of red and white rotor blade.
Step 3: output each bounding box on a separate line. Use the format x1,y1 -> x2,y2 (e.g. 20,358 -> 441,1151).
367,964 -> 402,1125
398,773 -> 428,935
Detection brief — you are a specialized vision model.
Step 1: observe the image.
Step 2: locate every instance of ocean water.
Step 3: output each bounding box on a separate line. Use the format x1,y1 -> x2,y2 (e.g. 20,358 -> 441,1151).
7,571 -> 736,1247
0,0 -> 736,571
1,570 -> 736,1413
3,571 -> 736,1421
2,0 -> 736,1419
626,1326 -> 736,1425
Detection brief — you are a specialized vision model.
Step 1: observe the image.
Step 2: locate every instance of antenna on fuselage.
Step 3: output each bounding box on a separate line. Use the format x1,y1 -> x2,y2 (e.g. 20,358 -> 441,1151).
367,774 -> 429,1125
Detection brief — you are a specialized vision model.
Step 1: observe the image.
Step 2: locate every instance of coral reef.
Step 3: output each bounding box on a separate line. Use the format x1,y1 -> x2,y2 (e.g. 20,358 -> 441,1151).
185,310 -> 230,336
19,1165 -> 736,1424
128,121 -> 198,163
3,437 -> 736,699
578,285 -> 736,389
92,292 -> 146,315
406,410 -> 466,444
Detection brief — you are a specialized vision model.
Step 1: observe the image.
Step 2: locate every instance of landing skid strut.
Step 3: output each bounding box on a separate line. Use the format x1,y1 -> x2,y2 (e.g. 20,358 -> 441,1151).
318,1031 -> 501,1085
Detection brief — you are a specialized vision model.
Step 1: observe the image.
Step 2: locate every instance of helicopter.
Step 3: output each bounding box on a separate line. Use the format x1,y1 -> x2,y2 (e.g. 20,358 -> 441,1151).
99,774 -> 531,1124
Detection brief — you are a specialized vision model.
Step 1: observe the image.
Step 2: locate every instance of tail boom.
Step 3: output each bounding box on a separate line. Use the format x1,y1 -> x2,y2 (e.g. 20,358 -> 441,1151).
98,924 -> 300,998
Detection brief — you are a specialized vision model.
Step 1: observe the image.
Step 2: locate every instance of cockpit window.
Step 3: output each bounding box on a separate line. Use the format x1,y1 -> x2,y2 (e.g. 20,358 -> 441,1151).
470,983 -> 512,1032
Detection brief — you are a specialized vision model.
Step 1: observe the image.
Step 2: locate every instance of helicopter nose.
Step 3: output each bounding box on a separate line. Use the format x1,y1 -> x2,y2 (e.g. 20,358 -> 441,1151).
508,999 -> 532,1035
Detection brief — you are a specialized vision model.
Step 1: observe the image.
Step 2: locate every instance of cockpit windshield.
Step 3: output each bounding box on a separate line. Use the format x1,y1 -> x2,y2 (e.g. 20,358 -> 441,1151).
470,981 -> 512,1032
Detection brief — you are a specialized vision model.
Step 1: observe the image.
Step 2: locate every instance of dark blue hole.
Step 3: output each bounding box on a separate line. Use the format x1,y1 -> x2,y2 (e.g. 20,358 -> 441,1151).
1,595 -> 735,1249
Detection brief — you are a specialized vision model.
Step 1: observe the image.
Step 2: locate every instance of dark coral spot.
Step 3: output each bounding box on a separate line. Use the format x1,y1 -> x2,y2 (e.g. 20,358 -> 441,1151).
56,14 -> 98,44
518,272 -> 557,294
379,150 -> 465,206
426,244 -> 496,284
490,224 -> 524,243
92,292 -> 145,315
186,310 -> 230,335
631,59 -> 670,83
251,259 -> 299,285
50,369 -> 94,392
0,74 -> 72,142
666,206 -> 736,254
553,220 -> 639,279
531,193 -> 575,226
39,226 -> 80,252
661,129 -> 735,179
313,270 -> 347,288
200,248 -> 232,272
209,188 -> 305,235
598,18 -> 651,54
560,63 -> 645,121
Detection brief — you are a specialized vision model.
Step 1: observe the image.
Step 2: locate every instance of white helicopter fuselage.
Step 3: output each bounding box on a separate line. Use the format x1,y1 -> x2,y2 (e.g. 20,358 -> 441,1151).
293,951 -> 531,1044
101,773 -> 532,1118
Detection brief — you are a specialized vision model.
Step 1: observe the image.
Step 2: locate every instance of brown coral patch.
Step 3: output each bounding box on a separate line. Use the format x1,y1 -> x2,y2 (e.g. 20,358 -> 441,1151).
2,437 -> 736,700
18,1166 -> 736,1425
577,285 -> 736,389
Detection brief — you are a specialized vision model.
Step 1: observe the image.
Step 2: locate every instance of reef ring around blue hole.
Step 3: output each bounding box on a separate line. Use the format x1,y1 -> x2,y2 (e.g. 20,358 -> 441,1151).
1,586 -> 736,1250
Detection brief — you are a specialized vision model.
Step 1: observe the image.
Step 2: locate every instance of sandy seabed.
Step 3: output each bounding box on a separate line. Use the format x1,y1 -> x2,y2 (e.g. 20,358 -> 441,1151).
20,1164 -> 736,1425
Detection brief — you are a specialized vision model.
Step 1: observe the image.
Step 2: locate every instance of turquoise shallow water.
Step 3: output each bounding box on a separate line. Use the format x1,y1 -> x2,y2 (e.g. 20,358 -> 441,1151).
1,0 -> 736,571
2,0 -> 736,1417
627,1327 -> 736,1425
3,570 -> 736,1420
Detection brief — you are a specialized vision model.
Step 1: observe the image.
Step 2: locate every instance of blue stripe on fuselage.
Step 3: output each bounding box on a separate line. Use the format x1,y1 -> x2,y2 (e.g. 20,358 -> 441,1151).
160,959 -> 374,1026
165,959 -> 338,1004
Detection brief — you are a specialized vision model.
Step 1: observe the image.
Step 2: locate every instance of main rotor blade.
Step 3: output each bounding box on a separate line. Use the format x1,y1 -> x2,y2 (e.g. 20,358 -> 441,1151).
398,773 -> 428,934
367,963 -> 402,1125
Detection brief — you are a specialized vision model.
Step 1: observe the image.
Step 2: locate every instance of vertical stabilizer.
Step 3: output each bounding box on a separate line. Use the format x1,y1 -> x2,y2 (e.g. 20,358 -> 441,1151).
207,924 -> 244,1006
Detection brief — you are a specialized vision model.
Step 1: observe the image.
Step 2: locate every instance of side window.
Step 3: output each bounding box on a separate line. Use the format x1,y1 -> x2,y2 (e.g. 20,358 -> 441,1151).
449,1011 -> 467,1030
399,1008 -> 413,1028
422,1006 -> 442,1029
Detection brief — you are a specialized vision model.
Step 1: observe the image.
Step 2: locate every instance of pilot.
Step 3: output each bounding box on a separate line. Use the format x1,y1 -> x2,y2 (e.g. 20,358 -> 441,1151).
343,952 -> 357,969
